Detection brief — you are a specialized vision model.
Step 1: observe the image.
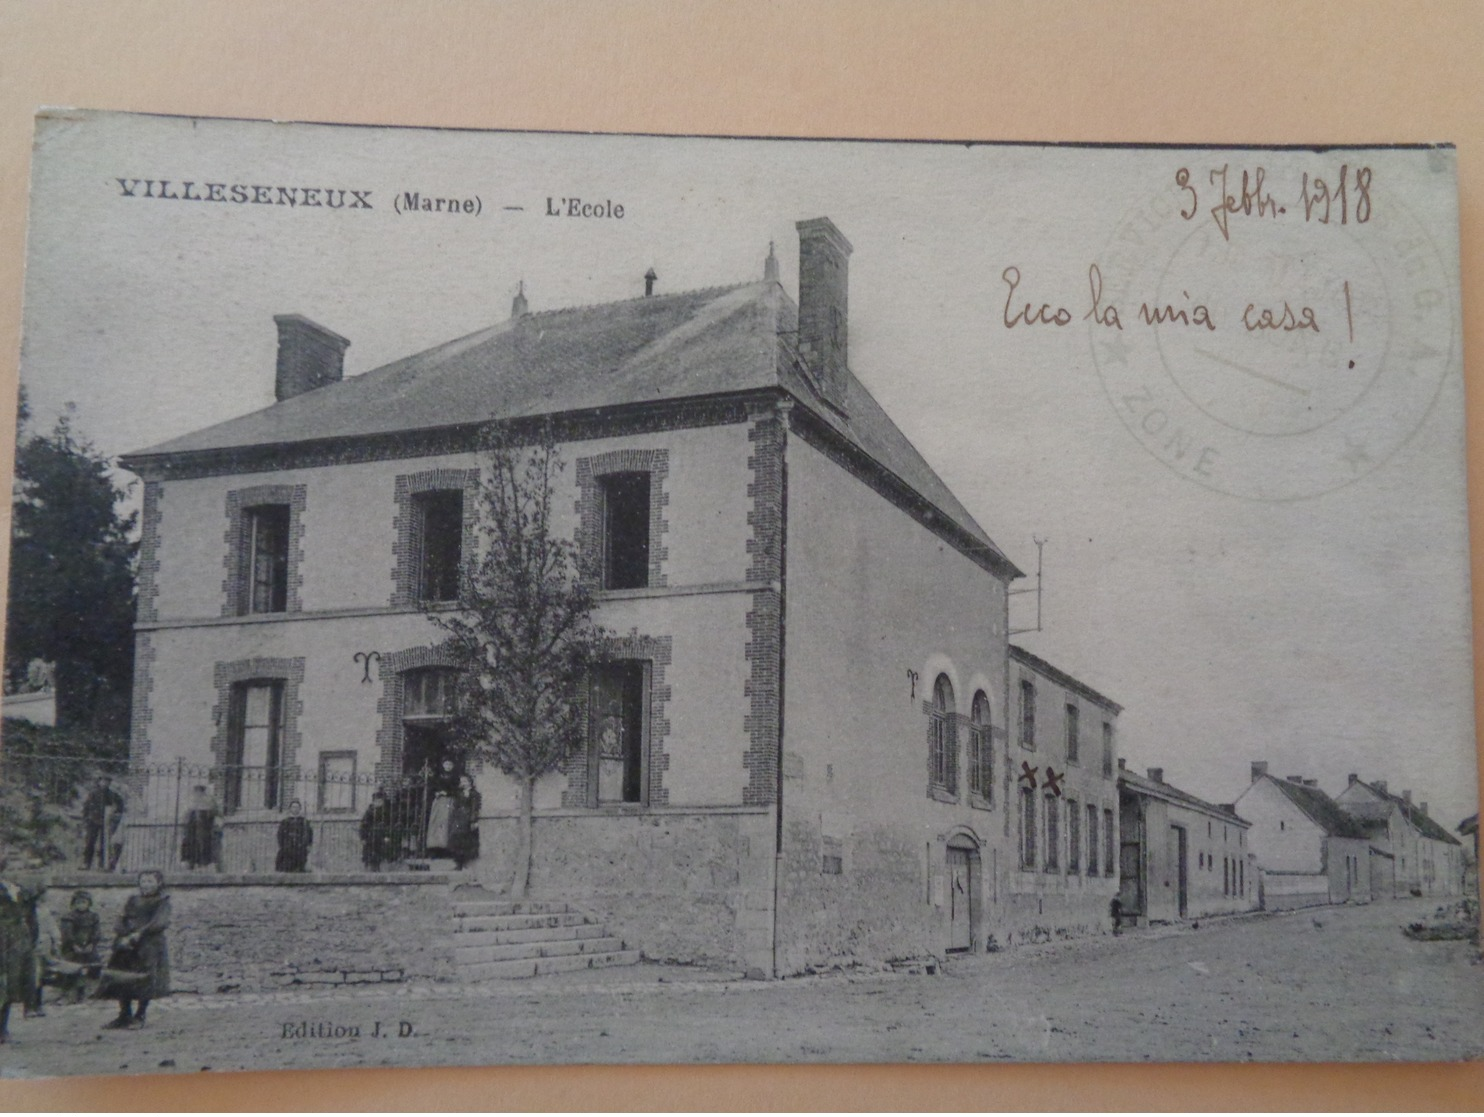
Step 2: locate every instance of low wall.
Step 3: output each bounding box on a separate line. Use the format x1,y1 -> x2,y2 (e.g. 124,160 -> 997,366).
36,873 -> 456,994
1261,871 -> 1329,911
474,808 -> 775,974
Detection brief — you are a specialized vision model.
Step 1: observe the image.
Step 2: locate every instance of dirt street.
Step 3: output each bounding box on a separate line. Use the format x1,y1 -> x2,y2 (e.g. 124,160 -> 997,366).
2,897 -> 1479,1078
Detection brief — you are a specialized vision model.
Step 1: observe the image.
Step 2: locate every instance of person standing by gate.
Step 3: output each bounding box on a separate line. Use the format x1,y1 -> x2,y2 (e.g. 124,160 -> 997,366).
275,800 -> 313,872
81,776 -> 124,871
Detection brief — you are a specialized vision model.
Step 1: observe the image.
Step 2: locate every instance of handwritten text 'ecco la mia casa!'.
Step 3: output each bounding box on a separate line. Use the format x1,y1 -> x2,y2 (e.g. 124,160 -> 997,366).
1002,264 -> 1321,334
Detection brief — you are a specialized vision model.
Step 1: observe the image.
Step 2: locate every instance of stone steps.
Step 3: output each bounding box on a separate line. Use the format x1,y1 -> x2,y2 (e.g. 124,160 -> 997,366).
461,949 -> 643,981
455,922 -> 612,948
451,911 -> 594,934
455,935 -> 627,964
448,893 -> 639,981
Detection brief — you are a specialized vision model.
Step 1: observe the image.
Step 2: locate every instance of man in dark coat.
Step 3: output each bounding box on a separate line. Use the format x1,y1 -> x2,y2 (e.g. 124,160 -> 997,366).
99,870 -> 170,1029
81,776 -> 125,870
275,800 -> 314,872
0,864 -> 36,1043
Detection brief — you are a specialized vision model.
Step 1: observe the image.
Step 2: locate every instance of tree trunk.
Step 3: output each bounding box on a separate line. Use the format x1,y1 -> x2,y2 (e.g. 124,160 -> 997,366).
511,774 -> 535,899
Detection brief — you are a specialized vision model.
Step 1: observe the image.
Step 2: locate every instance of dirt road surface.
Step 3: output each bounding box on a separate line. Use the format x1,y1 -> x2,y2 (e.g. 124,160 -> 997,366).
2,897 -> 1479,1078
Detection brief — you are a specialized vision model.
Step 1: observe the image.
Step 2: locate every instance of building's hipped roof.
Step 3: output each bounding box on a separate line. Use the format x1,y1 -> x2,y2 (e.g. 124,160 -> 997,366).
1346,779 -> 1462,846
121,280 -> 1015,574
1009,644 -> 1122,713
1118,768 -> 1248,826
1269,777 -> 1372,841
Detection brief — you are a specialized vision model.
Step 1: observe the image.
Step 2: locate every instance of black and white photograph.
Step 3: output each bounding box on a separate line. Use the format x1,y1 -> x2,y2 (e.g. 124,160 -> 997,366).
0,110 -> 1477,1077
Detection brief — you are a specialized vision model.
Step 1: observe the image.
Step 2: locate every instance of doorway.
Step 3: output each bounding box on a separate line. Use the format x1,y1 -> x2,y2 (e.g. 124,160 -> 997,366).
946,841 -> 978,952
1170,824 -> 1189,918
589,662 -> 647,805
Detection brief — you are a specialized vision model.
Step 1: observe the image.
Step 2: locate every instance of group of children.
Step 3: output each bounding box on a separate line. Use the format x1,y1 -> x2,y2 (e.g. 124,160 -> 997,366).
0,867 -> 172,1043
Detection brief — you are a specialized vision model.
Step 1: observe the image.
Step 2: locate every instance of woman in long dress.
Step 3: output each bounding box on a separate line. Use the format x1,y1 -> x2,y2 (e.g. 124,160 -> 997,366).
98,870 -> 170,1029
180,785 -> 218,870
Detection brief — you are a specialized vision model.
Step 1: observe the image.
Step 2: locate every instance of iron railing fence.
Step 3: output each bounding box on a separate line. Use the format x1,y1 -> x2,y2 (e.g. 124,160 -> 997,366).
0,751 -> 435,874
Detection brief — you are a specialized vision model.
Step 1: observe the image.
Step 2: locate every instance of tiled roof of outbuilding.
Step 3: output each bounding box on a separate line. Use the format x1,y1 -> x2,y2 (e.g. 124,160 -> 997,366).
1118,768 -> 1247,826
122,280 -> 1017,576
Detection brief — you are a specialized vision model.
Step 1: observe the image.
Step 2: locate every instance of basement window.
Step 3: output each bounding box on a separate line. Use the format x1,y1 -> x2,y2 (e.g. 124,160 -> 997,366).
601,472 -> 651,590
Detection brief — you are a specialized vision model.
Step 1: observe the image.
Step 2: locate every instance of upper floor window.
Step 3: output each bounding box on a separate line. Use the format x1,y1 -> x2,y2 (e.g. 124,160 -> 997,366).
1065,702 -> 1080,763
969,690 -> 993,803
414,489 -> 464,602
401,666 -> 461,779
601,472 -> 651,590
1019,678 -> 1036,749
929,674 -> 957,797
1101,720 -> 1115,777
246,504 -> 290,614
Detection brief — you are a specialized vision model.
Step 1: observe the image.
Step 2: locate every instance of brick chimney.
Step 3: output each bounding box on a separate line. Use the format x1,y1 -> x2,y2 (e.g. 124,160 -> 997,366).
1421,801 -> 1429,816
1117,757 -> 1126,770
274,314 -> 349,402
511,280 -> 529,318
1250,761 -> 1268,783
795,217 -> 852,412
1347,773 -> 1359,785
1303,778 -> 1319,788
1375,779 -> 1387,794
1403,789 -> 1412,804
1286,775 -> 1304,784
1146,767 -> 1164,783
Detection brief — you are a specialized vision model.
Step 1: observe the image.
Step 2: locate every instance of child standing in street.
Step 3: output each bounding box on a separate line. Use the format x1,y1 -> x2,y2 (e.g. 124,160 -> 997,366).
98,870 -> 170,1029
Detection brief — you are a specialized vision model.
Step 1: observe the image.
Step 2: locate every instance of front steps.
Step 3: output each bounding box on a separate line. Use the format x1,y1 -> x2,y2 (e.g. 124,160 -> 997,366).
451,896 -> 641,980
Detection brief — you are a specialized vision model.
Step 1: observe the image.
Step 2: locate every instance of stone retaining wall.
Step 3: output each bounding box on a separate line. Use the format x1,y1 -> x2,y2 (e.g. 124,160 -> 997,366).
36,873 -> 456,995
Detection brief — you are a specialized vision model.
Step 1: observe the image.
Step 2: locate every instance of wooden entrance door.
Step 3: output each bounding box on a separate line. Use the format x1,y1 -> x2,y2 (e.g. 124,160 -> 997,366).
1170,825 -> 1189,918
947,846 -> 974,952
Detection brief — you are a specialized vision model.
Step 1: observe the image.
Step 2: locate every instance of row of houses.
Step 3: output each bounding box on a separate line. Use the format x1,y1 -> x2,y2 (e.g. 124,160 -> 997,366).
106,216 -> 1467,976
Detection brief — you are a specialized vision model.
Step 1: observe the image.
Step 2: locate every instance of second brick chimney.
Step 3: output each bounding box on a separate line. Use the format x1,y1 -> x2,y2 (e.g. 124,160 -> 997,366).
274,314 -> 350,402
795,217 -> 852,412
1250,761 -> 1268,783
1146,767 -> 1164,783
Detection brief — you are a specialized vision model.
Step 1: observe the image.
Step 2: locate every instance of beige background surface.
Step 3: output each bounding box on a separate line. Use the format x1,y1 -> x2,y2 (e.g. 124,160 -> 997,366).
0,0 -> 1480,1109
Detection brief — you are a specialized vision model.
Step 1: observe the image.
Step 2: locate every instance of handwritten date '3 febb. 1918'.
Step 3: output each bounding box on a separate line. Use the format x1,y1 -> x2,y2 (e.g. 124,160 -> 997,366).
1177,164 -> 1373,242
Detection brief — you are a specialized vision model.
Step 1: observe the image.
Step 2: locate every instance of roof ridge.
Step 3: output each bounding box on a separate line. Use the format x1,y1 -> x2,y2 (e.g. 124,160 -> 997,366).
519,279 -> 759,322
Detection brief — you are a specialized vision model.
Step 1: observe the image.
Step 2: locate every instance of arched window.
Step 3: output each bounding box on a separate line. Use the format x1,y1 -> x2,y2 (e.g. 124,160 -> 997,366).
929,674 -> 957,797
969,690 -> 993,803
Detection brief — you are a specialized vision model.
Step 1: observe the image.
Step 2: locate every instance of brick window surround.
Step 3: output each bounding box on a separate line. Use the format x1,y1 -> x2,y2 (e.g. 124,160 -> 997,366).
209,656 -> 306,788
574,449 -> 669,589
562,633 -> 673,809
221,484 -> 307,616
374,643 -> 463,784
390,468 -> 479,608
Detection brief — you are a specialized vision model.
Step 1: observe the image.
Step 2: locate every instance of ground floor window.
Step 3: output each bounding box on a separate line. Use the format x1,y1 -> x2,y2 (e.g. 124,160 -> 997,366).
224,679 -> 285,813
1086,802 -> 1100,876
1043,792 -> 1060,871
1103,808 -> 1115,876
1018,786 -> 1036,869
1067,799 -> 1081,873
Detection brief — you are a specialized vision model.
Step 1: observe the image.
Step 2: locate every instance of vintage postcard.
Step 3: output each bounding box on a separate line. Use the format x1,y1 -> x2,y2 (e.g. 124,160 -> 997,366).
0,111 -> 1476,1076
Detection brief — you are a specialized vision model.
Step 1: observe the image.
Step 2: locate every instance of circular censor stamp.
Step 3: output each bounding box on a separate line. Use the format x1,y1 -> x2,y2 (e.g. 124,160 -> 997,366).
1087,157 -> 1458,501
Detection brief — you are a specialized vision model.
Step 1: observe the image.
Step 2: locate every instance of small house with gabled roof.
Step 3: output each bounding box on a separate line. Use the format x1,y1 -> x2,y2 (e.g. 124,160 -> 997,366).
116,217 -> 1058,975
1234,763 -> 1373,910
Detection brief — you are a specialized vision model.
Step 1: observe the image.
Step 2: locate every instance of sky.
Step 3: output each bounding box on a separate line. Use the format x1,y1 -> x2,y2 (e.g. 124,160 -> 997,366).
16,111 -> 1476,827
